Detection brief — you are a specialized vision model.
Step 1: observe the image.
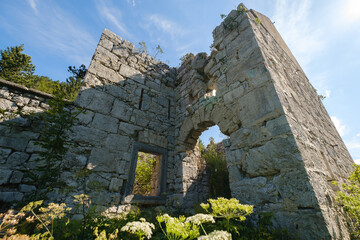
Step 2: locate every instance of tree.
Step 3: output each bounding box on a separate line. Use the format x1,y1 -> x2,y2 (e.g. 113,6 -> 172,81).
61,64 -> 87,100
0,44 -> 35,86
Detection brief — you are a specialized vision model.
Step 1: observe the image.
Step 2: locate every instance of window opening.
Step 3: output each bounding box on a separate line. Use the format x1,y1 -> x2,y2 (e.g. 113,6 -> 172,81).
138,88 -> 144,109
167,99 -> 171,119
133,151 -> 162,196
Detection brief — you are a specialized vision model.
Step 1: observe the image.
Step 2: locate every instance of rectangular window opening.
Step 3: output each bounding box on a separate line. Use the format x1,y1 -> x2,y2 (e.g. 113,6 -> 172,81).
138,88 -> 144,109
133,151 -> 162,196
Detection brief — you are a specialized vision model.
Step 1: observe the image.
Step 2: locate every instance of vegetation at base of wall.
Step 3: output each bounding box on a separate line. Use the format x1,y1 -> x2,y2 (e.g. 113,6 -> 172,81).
199,138 -> 231,199
334,164 -> 360,239
0,44 -> 86,101
0,196 -> 291,240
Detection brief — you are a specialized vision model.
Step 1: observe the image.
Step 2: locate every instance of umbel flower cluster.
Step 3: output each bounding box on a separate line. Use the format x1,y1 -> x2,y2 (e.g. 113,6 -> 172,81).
120,217 -> 155,239
198,230 -> 232,240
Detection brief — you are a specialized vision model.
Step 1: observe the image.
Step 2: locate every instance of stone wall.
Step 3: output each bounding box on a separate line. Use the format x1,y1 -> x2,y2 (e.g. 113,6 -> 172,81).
57,29 -> 178,211
0,3 -> 355,239
0,79 -> 53,202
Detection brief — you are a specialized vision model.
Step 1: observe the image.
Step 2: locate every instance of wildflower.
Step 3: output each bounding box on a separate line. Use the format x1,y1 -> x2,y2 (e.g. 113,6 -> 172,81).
157,214 -> 200,239
198,230 -> 232,240
121,218 -> 155,239
185,214 -> 215,225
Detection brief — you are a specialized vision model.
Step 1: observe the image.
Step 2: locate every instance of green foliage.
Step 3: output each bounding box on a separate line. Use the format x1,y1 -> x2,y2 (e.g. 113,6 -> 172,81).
0,44 -> 85,100
154,45 -> 164,59
336,164 -> 360,238
319,94 -> 326,100
179,53 -> 192,64
60,64 -> 87,101
20,200 -> 71,239
254,18 -> 261,25
201,197 -> 253,232
137,41 -> 148,54
1,196 -> 293,240
157,214 -> 200,240
200,138 -> 231,198
25,92 -> 80,201
134,153 -> 156,195
0,44 -> 35,86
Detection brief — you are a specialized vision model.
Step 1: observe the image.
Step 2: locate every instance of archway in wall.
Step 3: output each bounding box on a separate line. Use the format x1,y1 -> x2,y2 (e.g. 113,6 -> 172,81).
179,122 -> 233,206
198,125 -> 231,199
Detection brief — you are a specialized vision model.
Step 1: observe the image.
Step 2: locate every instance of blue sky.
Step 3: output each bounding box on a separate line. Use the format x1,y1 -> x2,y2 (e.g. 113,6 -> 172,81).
1,0 -> 359,163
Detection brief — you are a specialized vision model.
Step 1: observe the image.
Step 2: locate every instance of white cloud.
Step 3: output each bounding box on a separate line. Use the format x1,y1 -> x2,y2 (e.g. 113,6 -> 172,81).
357,133 -> 360,137
95,0 -> 132,39
27,0 -> 38,14
272,0 -> 326,68
342,0 -> 360,23
3,2 -> 97,66
355,159 -> 360,165
331,116 -> 347,137
325,90 -> 331,98
147,14 -> 185,40
126,0 -> 135,7
347,141 -> 360,150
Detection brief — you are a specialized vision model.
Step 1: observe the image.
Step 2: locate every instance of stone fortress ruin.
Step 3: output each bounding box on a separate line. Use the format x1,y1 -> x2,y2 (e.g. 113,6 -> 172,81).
0,3 -> 355,239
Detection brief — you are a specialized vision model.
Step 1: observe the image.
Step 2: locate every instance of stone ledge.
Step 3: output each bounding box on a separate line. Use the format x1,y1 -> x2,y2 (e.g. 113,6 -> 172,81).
0,78 -> 54,99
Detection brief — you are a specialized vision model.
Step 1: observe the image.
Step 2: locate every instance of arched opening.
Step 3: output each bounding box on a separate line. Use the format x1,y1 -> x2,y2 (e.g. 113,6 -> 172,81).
178,123 -> 232,206
198,125 -> 231,199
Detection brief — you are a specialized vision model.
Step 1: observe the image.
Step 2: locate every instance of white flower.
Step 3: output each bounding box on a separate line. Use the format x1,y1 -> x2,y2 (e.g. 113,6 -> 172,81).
120,218 -> 155,239
198,230 -> 232,240
185,214 -> 215,225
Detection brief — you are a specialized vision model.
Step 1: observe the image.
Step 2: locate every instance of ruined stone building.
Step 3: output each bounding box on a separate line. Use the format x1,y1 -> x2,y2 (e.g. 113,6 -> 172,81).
0,4 -> 355,239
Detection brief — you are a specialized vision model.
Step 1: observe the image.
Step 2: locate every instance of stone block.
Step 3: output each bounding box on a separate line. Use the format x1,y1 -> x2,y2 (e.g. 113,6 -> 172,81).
0,148 -> 12,163
0,137 -> 29,151
0,192 -> 23,202
105,134 -> 131,152
103,29 -> 122,44
69,125 -> 107,145
76,110 -> 94,125
111,99 -> 132,122
19,184 -> 36,193
95,45 -> 120,70
0,169 -> 12,185
7,152 -> 29,167
112,46 -> 129,59
87,148 -> 124,174
192,52 -> 209,73
90,113 -> 119,133
109,178 -> 123,192
76,88 -> 114,114
88,60 -> 124,83
118,122 -> 142,136
25,140 -> 46,153
9,171 -> 24,184
0,99 -> 16,110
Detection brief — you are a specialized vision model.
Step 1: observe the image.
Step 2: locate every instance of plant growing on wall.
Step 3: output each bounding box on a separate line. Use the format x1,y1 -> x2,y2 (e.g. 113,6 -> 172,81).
25,91 -> 80,201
